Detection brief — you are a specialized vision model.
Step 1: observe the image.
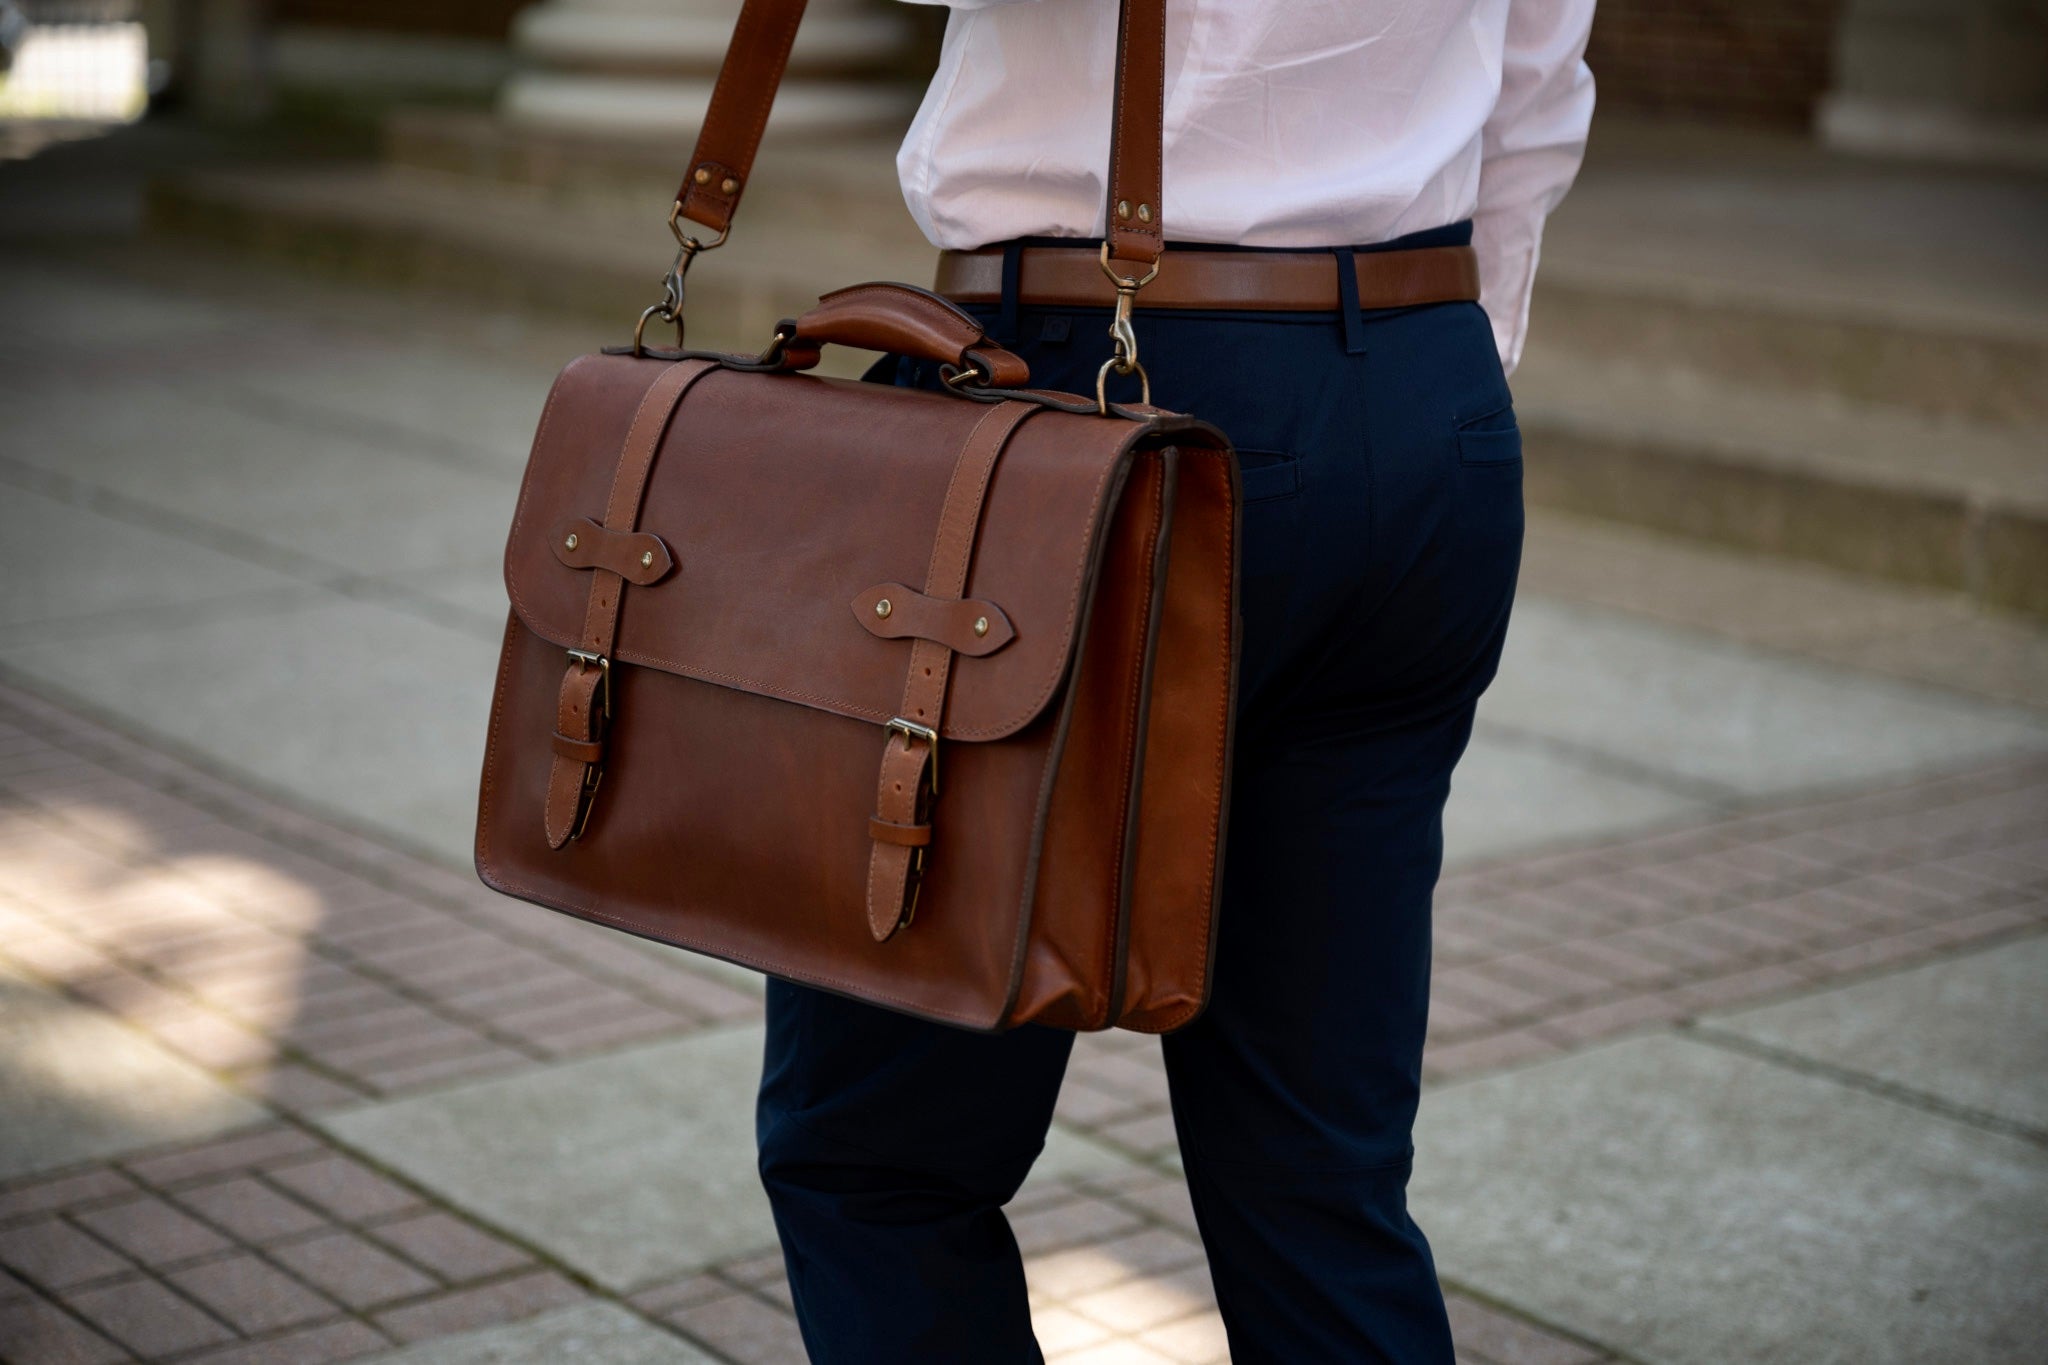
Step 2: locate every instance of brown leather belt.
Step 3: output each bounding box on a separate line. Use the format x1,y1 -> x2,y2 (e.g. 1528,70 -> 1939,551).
935,243 -> 1480,312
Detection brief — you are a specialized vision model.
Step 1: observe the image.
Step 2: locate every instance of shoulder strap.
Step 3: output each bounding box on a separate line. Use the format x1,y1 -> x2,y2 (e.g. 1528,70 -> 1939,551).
674,0 -> 1166,274
1103,0 -> 1165,272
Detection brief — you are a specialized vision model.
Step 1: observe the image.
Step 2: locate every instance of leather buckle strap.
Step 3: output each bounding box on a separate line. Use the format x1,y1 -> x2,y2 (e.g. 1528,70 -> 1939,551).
546,652 -> 610,844
864,401 -> 1037,941
542,360 -> 716,850
870,721 -> 938,933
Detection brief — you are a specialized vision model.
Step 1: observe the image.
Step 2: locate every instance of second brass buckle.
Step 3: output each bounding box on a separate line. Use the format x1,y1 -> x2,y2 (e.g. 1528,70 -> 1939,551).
567,647 -> 611,719
566,648 -> 610,840
884,716 -> 939,795
884,716 -> 939,929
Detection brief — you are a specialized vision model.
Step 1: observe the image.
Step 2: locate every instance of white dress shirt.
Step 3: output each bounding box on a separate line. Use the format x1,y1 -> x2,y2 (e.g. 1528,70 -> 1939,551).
896,0 -> 1596,373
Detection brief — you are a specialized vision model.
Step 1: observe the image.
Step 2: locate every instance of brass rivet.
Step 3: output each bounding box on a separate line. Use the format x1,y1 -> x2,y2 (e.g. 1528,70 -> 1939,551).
1116,199 -> 1131,220
564,533 -> 579,550
720,176 -> 739,195
692,167 -> 711,185
973,616 -> 989,637
1137,202 -> 1152,223
875,598 -> 892,619
640,550 -> 655,568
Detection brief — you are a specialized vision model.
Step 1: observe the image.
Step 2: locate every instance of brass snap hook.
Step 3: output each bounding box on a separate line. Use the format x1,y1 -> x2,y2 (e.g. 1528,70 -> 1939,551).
631,202 -> 730,357
1095,244 -> 1159,414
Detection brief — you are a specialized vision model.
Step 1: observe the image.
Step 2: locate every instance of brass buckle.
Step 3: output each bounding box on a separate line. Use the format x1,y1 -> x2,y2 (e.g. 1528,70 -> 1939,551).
884,716 -> 939,795
884,717 -> 939,929
1095,243 -> 1159,414
567,647 -> 611,719
632,201 -> 730,356
565,648 -> 611,840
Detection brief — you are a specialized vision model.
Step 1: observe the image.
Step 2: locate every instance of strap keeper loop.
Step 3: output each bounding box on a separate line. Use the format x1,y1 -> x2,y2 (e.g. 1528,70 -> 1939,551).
552,732 -> 605,765
868,816 -> 932,848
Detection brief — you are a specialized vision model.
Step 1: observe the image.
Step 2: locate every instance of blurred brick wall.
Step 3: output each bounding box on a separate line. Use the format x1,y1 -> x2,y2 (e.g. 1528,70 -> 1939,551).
273,1 -> 526,39
1588,0 -> 1845,127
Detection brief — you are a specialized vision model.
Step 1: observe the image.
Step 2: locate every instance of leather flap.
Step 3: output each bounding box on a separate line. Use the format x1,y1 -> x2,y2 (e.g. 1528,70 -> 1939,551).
503,354 -> 1168,743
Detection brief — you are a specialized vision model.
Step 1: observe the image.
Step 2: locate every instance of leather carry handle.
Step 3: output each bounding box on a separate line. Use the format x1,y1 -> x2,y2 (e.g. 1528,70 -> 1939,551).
676,0 -> 1166,272
775,283 -> 1031,386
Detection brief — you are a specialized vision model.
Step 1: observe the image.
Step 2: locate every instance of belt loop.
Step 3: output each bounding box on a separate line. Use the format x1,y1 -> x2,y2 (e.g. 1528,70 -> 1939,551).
1334,247 -> 1365,355
998,241 -> 1023,346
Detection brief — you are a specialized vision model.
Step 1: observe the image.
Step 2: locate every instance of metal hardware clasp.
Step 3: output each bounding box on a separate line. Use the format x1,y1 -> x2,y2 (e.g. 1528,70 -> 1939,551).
564,648 -> 612,840
632,201 -> 729,356
567,647 -> 611,719
885,716 -> 940,796
1095,243 -> 1160,414
883,716 -> 940,930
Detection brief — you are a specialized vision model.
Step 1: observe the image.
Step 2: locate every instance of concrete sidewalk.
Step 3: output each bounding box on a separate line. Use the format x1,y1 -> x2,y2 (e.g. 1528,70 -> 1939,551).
2,136 -> 2046,1362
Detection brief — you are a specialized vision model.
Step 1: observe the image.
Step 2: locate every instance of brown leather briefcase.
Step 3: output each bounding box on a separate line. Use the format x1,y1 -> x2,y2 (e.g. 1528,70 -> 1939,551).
474,0 -> 1239,1033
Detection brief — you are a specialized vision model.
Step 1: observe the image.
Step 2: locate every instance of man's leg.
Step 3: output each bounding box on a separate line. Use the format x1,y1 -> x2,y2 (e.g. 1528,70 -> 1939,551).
1163,704 -> 1478,1362
1158,295 -> 1522,1363
757,980 -> 1073,1363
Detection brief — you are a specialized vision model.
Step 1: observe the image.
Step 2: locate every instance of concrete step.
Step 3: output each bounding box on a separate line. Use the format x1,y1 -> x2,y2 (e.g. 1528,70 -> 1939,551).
1529,265 -> 2048,429
1534,119 -> 2048,426
1513,349 -> 2048,618
144,120 -> 2048,617
145,157 -> 936,364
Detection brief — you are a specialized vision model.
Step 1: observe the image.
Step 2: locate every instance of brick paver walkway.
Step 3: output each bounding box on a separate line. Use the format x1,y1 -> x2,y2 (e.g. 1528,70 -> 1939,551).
1,679 -> 2042,1364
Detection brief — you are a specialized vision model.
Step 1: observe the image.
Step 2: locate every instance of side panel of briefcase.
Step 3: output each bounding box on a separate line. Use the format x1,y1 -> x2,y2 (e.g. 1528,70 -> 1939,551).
475,612 -> 1064,1032
1115,444 -> 1239,1033
1007,449 -> 1171,1031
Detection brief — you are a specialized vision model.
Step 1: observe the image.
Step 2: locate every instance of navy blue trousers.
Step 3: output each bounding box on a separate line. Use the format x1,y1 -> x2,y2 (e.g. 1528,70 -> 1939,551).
756,223 -> 1523,1363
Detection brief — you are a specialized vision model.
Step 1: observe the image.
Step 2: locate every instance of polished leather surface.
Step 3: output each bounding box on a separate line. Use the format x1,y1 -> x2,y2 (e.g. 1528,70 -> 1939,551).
1117,443 -> 1237,1030
936,243 -> 1483,312
782,283 -> 1032,388
478,352 -> 1238,1031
